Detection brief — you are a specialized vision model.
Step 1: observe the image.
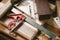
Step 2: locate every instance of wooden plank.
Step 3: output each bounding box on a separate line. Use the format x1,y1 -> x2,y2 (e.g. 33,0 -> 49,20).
0,23 -> 16,40
44,23 -> 60,36
0,21 -> 27,40
35,0 -> 51,20
44,17 -> 60,37
38,33 -> 51,40
56,1 -> 60,18
0,0 -> 12,18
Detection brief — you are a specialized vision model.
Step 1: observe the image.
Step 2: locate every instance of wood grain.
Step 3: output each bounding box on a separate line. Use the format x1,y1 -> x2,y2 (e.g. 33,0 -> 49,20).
35,0 -> 51,20
56,1 -> 60,18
